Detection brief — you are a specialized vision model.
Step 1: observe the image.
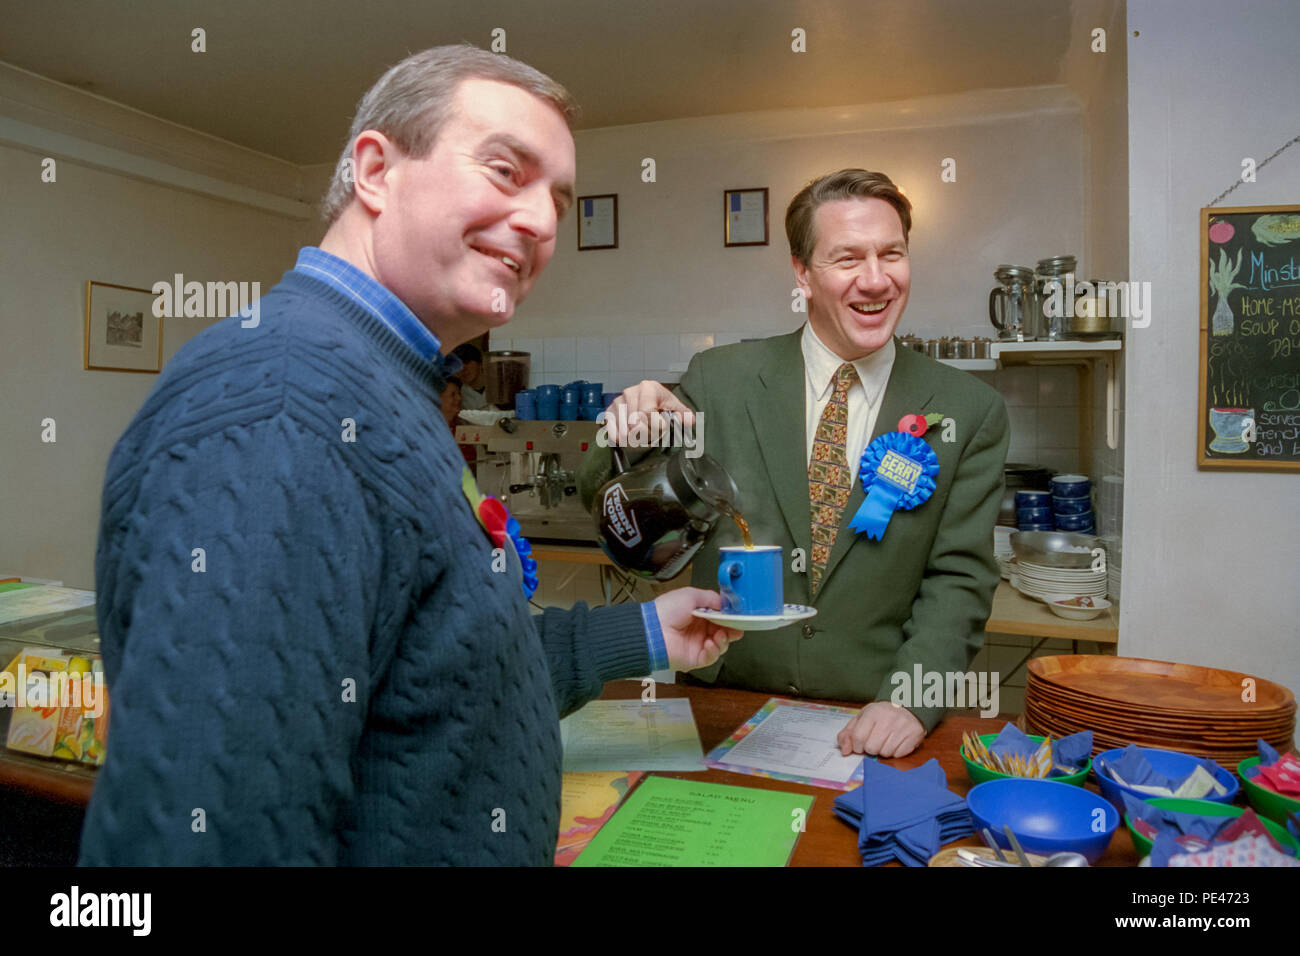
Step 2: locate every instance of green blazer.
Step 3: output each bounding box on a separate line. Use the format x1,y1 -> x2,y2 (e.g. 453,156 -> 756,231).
578,331 -> 1009,731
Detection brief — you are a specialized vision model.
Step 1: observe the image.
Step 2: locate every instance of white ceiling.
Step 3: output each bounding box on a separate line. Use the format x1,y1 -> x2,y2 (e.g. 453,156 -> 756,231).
0,0 -> 1095,166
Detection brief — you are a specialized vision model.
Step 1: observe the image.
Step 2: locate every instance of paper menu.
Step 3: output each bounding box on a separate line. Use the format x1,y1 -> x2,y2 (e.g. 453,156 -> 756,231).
705,698 -> 866,789
560,698 -> 705,772
554,771 -> 643,866
572,776 -> 813,867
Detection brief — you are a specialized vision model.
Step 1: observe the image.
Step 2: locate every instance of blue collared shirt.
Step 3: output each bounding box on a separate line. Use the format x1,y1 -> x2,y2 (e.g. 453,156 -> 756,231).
293,246 -> 461,375
291,248 -> 665,669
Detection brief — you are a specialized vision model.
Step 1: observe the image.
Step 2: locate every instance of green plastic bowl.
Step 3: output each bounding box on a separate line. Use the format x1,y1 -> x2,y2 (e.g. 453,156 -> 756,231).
1126,796 -> 1300,858
1237,756 -> 1300,825
960,733 -> 1090,787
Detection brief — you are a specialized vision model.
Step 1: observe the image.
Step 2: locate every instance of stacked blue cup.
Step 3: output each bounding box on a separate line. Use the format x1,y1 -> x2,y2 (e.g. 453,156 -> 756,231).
515,389 -> 537,420
1015,490 -> 1053,531
535,384 -> 560,420
579,382 -> 605,421
1050,474 -> 1094,533
560,381 -> 581,421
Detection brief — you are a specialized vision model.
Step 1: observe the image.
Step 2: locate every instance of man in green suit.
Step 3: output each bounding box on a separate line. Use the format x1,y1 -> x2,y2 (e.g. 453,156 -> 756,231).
579,169 -> 1008,758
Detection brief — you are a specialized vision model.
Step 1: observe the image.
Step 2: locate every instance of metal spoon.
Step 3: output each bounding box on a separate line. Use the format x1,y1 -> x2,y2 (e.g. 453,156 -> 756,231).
1003,825 -> 1032,867
1043,851 -> 1089,866
980,827 -> 1009,862
958,848 -> 1089,867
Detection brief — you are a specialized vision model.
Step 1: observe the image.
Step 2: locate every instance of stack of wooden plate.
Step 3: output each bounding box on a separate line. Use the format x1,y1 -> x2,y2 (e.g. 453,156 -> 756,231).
1025,656 -> 1296,765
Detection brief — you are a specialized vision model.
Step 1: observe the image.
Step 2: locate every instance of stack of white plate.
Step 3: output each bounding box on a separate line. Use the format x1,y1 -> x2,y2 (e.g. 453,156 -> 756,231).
1010,559 -> 1108,604
1100,534 -> 1122,605
993,525 -> 1017,579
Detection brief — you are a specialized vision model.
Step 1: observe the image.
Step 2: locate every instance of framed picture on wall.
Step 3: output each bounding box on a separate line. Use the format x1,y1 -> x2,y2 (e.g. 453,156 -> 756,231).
578,194 -> 618,250
724,187 -> 769,246
84,281 -> 163,373
1197,204 -> 1300,472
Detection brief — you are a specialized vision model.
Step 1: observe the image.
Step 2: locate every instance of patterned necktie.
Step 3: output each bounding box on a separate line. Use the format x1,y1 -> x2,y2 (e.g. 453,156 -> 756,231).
808,362 -> 859,596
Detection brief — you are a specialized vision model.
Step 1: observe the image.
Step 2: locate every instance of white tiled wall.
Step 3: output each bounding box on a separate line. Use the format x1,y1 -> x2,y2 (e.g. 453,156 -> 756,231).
975,366 -> 1082,474
493,332 -> 747,390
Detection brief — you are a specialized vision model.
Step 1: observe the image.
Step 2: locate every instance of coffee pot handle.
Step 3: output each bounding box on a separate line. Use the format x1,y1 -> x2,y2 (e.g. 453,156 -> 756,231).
989,287 -> 1007,330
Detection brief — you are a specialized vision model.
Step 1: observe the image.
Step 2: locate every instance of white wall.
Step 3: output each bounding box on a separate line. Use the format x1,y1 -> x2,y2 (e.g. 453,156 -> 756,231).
0,141 -> 311,587
1123,0 -> 1300,694
495,86 -> 1093,485
500,86 -> 1088,385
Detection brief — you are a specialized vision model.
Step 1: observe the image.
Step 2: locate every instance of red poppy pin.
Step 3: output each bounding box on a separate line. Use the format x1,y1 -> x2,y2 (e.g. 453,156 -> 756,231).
897,412 -> 945,438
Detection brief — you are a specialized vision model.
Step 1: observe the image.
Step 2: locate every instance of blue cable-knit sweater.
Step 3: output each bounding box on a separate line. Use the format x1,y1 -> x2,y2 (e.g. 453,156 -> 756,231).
79,270 -> 650,865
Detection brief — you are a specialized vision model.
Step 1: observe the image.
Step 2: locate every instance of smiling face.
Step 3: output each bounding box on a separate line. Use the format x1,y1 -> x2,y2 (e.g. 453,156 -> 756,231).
793,198 -> 911,361
369,78 -> 576,346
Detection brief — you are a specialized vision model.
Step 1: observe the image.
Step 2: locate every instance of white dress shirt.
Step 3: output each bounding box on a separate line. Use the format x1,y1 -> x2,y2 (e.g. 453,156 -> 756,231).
802,324 -> 897,470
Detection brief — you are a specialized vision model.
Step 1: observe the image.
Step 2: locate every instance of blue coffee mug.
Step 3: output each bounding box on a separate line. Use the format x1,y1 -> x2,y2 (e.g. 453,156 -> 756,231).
515,390 -> 536,420
717,546 -> 783,616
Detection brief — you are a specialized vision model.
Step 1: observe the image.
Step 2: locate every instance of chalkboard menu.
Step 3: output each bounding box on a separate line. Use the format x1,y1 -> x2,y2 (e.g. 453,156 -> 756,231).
1198,204 -> 1300,471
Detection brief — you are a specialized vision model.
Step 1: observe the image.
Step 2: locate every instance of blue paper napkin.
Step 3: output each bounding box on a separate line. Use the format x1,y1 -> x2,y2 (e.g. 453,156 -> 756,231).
1101,744 -> 1224,794
1122,792 -> 1231,847
833,758 -> 973,867
986,722 -> 1092,774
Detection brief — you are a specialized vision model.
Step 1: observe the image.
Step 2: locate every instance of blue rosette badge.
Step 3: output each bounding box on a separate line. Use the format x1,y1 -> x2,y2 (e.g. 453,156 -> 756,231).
849,432 -> 939,540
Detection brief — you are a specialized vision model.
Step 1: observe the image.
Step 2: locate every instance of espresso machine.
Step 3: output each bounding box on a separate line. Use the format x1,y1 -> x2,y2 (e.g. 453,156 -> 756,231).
455,418 -> 603,542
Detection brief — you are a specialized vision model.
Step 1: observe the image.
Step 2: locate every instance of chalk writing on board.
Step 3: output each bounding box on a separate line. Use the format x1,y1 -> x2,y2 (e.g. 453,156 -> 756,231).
1199,205 -> 1300,470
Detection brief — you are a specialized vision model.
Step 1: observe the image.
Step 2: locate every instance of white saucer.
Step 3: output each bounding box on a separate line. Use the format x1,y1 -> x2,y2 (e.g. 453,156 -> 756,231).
692,604 -> 818,631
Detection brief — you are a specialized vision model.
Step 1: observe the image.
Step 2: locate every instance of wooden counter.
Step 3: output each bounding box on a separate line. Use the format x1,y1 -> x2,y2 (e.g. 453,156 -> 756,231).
599,679 -> 1141,866
987,580 -> 1118,645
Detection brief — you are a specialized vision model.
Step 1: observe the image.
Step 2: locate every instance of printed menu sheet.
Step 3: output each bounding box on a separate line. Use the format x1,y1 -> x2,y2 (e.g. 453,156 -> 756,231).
560,698 -> 705,772
0,586 -> 96,625
572,776 -> 813,867
705,698 -> 866,789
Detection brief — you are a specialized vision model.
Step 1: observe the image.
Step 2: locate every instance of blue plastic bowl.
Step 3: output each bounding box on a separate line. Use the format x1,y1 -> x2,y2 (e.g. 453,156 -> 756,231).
1053,494 -> 1092,516
966,778 -> 1118,863
1094,747 -> 1240,813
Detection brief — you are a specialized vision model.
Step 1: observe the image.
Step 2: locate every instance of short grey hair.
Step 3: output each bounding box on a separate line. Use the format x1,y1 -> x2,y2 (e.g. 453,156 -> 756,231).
320,44 -> 579,223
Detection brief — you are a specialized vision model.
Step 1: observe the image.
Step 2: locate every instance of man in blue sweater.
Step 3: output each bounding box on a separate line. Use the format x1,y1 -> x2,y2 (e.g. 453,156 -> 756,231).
81,45 -> 738,866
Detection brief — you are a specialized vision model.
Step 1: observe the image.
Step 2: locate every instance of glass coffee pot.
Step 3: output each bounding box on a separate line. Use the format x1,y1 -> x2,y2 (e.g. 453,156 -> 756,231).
1034,255 -> 1078,342
988,264 -> 1038,341
592,445 -> 740,581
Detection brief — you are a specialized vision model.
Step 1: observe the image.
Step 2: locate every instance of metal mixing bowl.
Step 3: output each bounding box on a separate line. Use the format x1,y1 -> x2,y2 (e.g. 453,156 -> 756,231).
1009,531 -> 1102,568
